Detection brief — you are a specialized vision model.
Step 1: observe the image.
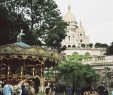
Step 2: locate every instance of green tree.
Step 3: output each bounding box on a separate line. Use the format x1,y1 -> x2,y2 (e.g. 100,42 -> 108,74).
58,61 -> 99,95
0,0 -> 68,49
0,0 -> 40,45
0,1 -> 30,45
66,54 -> 84,62
87,43 -> 93,48
14,0 -> 67,48
101,43 -> 108,48
94,42 -> 102,48
81,43 -> 86,48
106,42 -> 113,55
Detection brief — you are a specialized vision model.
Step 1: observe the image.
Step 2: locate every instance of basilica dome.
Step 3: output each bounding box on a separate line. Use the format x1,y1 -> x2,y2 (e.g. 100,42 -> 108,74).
63,5 -> 77,22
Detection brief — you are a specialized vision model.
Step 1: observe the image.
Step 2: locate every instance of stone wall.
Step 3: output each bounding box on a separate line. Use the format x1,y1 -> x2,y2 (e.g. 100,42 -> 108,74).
62,48 -> 106,56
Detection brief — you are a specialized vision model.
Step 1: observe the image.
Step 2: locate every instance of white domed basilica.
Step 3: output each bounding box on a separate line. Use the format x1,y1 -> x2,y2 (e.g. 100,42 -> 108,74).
61,5 -> 89,48
61,5 -> 105,56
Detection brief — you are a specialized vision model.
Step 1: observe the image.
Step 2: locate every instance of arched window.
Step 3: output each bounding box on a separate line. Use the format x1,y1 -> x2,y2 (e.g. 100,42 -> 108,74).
72,45 -> 75,48
68,36 -> 70,41
68,45 -> 71,48
80,39 -> 83,42
80,34 -> 82,36
63,45 -> 66,48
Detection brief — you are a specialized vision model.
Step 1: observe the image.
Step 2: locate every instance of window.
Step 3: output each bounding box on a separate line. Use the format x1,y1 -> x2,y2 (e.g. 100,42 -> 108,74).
68,45 -> 71,48
80,39 -> 83,42
80,34 -> 82,36
72,45 -> 75,48
68,36 -> 70,41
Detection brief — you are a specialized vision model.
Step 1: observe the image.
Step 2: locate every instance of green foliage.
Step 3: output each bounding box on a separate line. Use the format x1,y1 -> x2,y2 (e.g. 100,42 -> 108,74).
94,42 -> 108,48
87,43 -> 93,48
66,54 -> 91,62
84,52 -> 91,57
81,43 -> 86,47
94,42 -> 102,48
101,43 -> 108,48
58,61 -> 99,89
106,42 -> 113,55
16,0 -> 67,48
0,1 -> 29,45
0,0 -> 67,49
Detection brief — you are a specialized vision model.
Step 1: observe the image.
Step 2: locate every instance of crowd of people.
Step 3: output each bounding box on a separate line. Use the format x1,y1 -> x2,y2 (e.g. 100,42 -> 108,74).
0,80 -> 113,95
0,80 -> 56,95
0,80 -> 36,95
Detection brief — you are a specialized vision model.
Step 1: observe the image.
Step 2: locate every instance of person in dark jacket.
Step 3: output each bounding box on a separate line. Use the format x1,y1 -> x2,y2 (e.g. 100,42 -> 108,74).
21,84 -> 28,95
66,86 -> 72,95
76,88 -> 81,95
104,88 -> 108,95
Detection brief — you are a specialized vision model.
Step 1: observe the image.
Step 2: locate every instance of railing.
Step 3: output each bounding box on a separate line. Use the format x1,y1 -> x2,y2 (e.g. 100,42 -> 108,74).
81,56 -> 113,65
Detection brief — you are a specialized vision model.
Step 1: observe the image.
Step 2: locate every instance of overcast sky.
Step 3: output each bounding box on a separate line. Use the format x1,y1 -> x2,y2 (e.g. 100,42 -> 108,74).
54,0 -> 113,45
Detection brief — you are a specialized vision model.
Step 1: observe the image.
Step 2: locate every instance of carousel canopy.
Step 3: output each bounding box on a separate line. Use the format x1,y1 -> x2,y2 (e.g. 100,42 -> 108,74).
14,42 -> 30,47
0,42 -> 62,60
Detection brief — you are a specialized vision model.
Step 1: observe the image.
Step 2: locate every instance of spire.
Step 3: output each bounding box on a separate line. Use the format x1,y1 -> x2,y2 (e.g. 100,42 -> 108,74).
68,0 -> 71,11
68,4 -> 71,10
63,0 -> 77,22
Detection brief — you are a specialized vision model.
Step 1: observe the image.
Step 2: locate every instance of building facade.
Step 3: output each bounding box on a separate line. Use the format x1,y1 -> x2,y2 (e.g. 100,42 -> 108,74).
61,5 -> 106,56
61,5 -> 89,48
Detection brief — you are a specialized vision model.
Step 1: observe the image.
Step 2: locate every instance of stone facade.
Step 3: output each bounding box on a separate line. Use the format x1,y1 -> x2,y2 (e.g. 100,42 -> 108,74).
61,5 -> 106,56
61,5 -> 89,48
62,48 -> 106,56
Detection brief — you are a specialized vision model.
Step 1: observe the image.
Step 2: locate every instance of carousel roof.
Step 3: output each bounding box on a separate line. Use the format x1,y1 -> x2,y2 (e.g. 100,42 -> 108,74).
0,42 -> 62,60
14,42 -> 30,47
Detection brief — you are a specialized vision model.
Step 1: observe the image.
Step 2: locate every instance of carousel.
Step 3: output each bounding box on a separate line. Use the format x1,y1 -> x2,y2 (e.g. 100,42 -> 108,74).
0,32 -> 61,93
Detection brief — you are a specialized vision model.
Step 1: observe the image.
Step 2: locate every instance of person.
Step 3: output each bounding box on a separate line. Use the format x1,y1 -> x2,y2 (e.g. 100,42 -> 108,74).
16,87 -> 22,95
2,80 -> 13,95
104,88 -> 108,95
0,81 -> 3,95
76,88 -> 81,95
21,84 -> 28,95
98,83 -> 105,95
52,85 -> 56,95
66,86 -> 72,95
111,90 -> 113,95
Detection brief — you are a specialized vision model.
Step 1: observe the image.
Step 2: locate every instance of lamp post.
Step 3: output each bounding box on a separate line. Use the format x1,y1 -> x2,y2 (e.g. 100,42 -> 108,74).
40,60 -> 45,94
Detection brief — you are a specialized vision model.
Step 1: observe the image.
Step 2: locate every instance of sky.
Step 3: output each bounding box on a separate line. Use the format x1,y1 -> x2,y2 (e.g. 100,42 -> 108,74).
54,0 -> 113,45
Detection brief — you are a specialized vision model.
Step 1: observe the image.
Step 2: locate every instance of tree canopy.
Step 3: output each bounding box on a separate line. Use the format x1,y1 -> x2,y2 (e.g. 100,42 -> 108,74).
106,42 -> 113,55
58,61 -> 99,94
94,42 -> 108,48
0,3 -> 29,45
0,0 -> 67,50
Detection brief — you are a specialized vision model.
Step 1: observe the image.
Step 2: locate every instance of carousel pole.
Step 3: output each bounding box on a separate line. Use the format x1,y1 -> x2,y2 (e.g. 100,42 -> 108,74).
40,60 -> 44,93
32,68 -> 35,76
21,66 -> 23,76
23,56 -> 26,79
20,56 -> 25,80
8,65 -> 10,76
